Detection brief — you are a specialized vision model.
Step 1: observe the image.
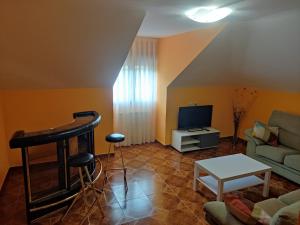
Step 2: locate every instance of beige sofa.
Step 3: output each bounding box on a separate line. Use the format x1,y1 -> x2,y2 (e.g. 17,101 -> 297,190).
204,189 -> 300,225
245,110 -> 300,185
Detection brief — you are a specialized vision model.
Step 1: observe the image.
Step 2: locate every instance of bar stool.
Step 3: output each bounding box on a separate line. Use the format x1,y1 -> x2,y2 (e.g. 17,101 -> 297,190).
105,133 -> 127,188
61,152 -> 104,224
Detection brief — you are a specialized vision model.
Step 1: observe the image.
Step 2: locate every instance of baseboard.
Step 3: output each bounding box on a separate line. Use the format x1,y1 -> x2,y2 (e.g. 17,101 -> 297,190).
0,168 -> 10,191
155,138 -> 166,146
219,136 -> 233,141
163,136 -> 246,149
95,152 -> 115,159
4,153 -> 116,169
1,138 -> 247,191
0,152 -> 115,192
220,136 -> 247,145
0,166 -> 21,192
238,138 -> 247,145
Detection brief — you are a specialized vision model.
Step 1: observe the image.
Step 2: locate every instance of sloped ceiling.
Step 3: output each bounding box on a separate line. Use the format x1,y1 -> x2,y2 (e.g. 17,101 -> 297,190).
0,0 -> 144,89
171,9 -> 300,92
1,0 -> 300,90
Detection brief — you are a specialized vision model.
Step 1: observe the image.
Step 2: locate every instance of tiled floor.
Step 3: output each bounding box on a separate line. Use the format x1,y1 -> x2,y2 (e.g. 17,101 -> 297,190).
0,140 -> 299,225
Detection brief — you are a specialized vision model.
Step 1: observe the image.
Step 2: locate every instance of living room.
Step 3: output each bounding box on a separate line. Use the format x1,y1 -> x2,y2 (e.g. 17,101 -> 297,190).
0,0 -> 300,225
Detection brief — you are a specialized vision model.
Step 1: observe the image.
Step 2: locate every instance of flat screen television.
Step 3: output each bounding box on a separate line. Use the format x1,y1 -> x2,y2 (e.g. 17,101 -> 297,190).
178,105 -> 213,130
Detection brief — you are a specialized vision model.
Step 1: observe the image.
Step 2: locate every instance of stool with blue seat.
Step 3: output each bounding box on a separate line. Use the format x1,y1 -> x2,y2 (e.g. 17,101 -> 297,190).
61,152 -> 104,224
105,133 -> 127,188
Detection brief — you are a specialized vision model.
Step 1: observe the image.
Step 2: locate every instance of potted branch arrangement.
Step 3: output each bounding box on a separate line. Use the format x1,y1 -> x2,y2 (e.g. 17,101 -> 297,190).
232,88 -> 258,148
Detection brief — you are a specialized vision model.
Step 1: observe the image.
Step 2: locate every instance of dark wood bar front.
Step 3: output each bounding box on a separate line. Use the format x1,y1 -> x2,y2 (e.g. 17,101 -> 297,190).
9,111 -> 101,224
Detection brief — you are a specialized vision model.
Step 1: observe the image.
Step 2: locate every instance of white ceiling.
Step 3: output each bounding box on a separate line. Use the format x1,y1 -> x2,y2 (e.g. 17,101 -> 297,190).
136,0 -> 300,37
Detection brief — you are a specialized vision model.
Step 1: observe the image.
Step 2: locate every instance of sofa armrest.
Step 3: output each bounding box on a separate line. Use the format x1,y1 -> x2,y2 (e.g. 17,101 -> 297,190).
244,128 -> 264,157
244,128 -> 264,146
204,201 -> 243,225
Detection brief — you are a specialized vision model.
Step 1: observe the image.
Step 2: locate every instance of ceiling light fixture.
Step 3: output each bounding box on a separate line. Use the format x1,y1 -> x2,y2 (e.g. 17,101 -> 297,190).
185,6 -> 233,23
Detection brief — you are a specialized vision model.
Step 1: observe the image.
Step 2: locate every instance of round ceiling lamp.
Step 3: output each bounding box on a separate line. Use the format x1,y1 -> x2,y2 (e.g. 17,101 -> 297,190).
185,6 -> 233,23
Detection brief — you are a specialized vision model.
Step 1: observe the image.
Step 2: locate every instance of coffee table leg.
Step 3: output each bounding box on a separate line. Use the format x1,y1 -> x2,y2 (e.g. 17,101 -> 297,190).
217,180 -> 224,201
263,170 -> 271,197
193,164 -> 200,191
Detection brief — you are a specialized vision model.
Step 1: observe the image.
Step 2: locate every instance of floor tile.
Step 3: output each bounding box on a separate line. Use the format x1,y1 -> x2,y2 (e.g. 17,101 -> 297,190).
112,181 -> 146,202
118,197 -> 153,219
148,192 -> 180,210
134,216 -> 164,225
166,209 -> 199,225
0,141 -> 299,225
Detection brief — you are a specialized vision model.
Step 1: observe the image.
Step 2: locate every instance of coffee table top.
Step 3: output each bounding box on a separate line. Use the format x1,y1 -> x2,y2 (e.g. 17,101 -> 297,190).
195,154 -> 271,181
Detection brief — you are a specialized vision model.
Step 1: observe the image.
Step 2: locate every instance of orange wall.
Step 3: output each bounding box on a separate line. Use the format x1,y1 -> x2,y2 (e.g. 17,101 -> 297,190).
165,86 -> 234,144
2,88 -> 113,167
166,87 -> 300,145
240,89 -> 300,137
0,92 -> 9,189
156,26 -> 225,144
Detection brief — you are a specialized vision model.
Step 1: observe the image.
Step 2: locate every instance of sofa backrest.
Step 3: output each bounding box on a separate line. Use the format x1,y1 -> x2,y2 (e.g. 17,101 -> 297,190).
270,201 -> 300,225
269,110 -> 300,151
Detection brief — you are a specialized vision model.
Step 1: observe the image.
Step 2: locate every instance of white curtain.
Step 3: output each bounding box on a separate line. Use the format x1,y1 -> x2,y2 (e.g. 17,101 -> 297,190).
113,37 -> 157,146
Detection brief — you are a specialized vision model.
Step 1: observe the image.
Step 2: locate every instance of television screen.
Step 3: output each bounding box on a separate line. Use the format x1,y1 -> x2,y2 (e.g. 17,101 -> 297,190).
178,105 -> 213,130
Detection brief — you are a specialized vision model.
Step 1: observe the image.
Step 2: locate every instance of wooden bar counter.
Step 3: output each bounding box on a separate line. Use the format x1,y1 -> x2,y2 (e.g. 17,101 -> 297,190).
9,111 -> 101,224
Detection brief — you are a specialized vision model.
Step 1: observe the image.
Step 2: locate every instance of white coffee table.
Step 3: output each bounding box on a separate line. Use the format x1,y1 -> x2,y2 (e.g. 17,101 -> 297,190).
193,154 -> 272,201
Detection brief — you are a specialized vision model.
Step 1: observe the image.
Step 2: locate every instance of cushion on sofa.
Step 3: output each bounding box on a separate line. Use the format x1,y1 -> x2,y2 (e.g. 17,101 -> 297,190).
256,145 -> 299,163
252,121 -> 279,146
224,194 -> 258,225
245,128 -> 267,146
204,201 -> 244,225
279,189 -> 300,205
284,155 -> 300,172
254,198 -> 287,217
270,201 -> 300,225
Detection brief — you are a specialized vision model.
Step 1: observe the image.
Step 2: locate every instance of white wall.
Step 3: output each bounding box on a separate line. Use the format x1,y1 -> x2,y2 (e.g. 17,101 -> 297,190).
171,9 -> 300,92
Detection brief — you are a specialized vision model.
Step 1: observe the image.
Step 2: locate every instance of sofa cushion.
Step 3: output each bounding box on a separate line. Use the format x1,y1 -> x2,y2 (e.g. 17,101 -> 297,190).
256,145 -> 299,163
279,189 -> 300,205
254,198 -> 287,217
270,201 -> 300,225
204,201 -> 244,225
279,129 -> 300,152
284,155 -> 300,172
268,111 -> 300,151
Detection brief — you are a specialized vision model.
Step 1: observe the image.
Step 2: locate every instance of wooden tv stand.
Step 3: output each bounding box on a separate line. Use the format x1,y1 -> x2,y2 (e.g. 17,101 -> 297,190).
172,128 -> 220,153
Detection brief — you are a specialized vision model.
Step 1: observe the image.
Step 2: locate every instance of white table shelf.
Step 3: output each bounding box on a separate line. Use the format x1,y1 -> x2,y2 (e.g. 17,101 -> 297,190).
181,145 -> 201,152
182,137 -> 200,145
197,175 -> 264,195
